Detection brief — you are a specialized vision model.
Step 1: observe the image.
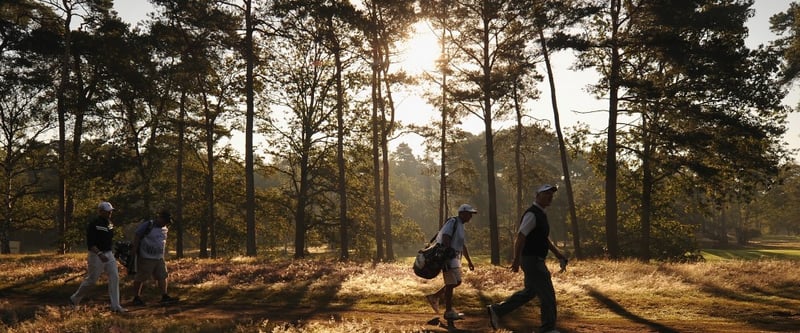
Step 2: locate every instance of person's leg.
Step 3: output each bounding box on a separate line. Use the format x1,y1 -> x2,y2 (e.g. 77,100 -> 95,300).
71,252 -> 102,304
444,284 -> 455,312
426,271 -> 447,312
132,257 -> 154,304
492,256 -> 538,317
154,259 -> 170,297
102,251 -> 123,311
430,286 -> 445,298
133,258 -> 160,305
426,287 -> 445,312
442,268 -> 462,319
157,279 -> 167,295
530,259 -> 557,332
131,280 -> 144,300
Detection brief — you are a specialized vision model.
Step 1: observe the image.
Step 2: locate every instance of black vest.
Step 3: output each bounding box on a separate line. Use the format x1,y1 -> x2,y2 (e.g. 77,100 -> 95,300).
521,204 -> 549,257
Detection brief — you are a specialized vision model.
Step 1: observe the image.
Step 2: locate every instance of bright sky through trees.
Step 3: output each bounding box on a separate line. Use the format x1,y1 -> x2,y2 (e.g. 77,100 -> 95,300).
114,0 -> 800,161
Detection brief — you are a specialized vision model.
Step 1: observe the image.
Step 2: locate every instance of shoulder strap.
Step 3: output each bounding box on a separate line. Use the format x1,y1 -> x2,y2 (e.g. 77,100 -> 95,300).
137,219 -> 155,237
429,217 -> 459,244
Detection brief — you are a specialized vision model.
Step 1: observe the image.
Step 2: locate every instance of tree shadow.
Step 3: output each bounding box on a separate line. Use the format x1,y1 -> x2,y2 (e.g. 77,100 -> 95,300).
585,286 -> 680,333
660,266 -> 800,332
0,264 -> 75,294
176,259 -> 355,316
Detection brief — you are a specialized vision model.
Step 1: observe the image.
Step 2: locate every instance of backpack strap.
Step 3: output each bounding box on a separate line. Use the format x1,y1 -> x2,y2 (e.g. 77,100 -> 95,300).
136,219 -> 155,238
429,217 -> 459,245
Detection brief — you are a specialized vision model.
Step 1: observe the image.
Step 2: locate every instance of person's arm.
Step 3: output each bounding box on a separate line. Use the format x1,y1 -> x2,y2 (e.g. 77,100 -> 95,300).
441,219 -> 454,248
86,221 -> 110,262
85,222 -> 103,256
510,233 -> 526,272
548,238 -> 565,260
512,212 -> 536,272
131,223 -> 145,256
548,238 -> 569,272
442,233 -> 452,248
462,245 -> 474,271
86,222 -> 97,252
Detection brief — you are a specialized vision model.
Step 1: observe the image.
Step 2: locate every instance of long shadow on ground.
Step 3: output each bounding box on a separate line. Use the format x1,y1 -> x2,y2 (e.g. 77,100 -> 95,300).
661,265 -> 800,332
585,286 -> 680,333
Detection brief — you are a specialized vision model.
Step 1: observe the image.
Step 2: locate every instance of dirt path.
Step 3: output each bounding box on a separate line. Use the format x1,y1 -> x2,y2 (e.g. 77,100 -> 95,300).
123,302 -> 799,332
3,292 -> 797,333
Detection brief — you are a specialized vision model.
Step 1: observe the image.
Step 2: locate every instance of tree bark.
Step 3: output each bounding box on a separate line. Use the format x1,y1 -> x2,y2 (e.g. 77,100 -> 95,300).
244,0 -> 257,257
538,27 -> 582,259
605,0 -> 622,259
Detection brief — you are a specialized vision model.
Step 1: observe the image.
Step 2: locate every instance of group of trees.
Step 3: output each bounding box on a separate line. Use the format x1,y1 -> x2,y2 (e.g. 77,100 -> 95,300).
1,0 -> 798,261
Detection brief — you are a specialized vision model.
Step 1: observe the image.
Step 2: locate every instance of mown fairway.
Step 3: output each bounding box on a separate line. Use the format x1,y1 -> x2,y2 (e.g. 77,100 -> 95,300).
1,238 -> 799,332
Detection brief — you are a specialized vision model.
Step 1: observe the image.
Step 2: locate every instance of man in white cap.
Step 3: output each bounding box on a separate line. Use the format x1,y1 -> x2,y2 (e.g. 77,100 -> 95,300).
425,203 -> 477,321
70,201 -> 126,313
487,184 -> 567,333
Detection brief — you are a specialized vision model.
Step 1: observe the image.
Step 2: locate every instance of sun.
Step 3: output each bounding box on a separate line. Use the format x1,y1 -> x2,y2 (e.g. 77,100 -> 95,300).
396,21 -> 442,75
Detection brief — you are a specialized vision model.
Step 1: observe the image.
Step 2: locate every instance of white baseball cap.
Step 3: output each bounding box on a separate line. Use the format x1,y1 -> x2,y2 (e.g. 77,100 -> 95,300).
458,204 -> 478,213
98,201 -> 114,212
536,184 -> 558,193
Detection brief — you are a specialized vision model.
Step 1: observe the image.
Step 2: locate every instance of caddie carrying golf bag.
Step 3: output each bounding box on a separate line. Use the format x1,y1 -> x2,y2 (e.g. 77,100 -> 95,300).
412,219 -> 457,279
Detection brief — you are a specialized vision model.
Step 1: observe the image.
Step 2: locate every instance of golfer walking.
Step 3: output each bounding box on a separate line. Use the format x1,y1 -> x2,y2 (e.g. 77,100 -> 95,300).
70,201 -> 126,313
426,204 -> 477,321
487,185 -> 567,333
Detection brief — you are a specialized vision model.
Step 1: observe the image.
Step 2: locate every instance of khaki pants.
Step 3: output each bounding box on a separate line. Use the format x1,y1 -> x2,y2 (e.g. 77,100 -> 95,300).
71,250 -> 122,309
134,257 -> 168,282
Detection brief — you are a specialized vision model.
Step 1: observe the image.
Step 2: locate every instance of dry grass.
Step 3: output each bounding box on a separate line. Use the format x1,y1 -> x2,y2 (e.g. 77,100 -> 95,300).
1,252 -> 799,332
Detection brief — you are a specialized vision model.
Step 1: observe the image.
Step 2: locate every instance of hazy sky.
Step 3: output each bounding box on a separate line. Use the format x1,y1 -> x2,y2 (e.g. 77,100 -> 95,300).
113,1 -> 799,161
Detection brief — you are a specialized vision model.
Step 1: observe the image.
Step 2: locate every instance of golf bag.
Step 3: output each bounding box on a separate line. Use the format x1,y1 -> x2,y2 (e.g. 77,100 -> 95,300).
114,241 -> 137,275
412,219 -> 457,279
114,219 -> 156,276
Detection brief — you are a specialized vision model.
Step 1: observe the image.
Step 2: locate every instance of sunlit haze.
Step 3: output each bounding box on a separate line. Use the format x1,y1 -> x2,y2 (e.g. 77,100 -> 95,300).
396,22 -> 441,76
114,1 -> 799,161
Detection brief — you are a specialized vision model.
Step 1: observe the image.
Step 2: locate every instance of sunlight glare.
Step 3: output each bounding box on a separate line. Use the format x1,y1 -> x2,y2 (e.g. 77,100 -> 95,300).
396,22 -> 441,75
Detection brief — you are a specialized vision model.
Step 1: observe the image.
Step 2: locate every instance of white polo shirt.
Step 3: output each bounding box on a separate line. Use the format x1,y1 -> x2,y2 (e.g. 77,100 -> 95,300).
435,217 -> 466,268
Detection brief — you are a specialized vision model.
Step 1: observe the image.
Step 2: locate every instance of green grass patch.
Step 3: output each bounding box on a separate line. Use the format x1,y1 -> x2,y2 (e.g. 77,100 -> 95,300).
702,236 -> 800,261
702,248 -> 800,261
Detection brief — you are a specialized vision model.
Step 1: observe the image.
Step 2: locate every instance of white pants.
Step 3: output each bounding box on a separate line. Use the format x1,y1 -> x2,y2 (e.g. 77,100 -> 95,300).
71,250 -> 122,309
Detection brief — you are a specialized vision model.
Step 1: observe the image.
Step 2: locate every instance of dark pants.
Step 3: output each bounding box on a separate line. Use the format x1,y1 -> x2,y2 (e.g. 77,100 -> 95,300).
493,256 -> 557,332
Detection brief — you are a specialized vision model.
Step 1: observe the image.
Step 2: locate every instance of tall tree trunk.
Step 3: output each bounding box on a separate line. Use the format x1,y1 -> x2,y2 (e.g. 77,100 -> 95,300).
380,39 -> 398,261
512,82 -> 523,262
485,115 -> 500,265
381,138 -> 393,260
438,12 -> 449,228
482,18 -> 500,265
439,120 -> 447,229
605,0 -> 621,258
56,4 -> 73,254
371,47 -> 384,261
538,27 -> 582,259
294,151 -> 310,259
67,57 -> 88,252
244,0 -> 257,257
335,50 -> 349,261
328,15 -> 349,261
198,93 -> 211,258
640,116 -> 653,261
2,147 -> 12,253
205,114 -> 216,258
175,92 -> 186,258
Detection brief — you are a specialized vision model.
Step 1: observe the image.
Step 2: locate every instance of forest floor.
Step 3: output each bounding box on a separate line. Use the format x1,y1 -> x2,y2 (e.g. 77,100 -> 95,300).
2,237 -> 800,332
